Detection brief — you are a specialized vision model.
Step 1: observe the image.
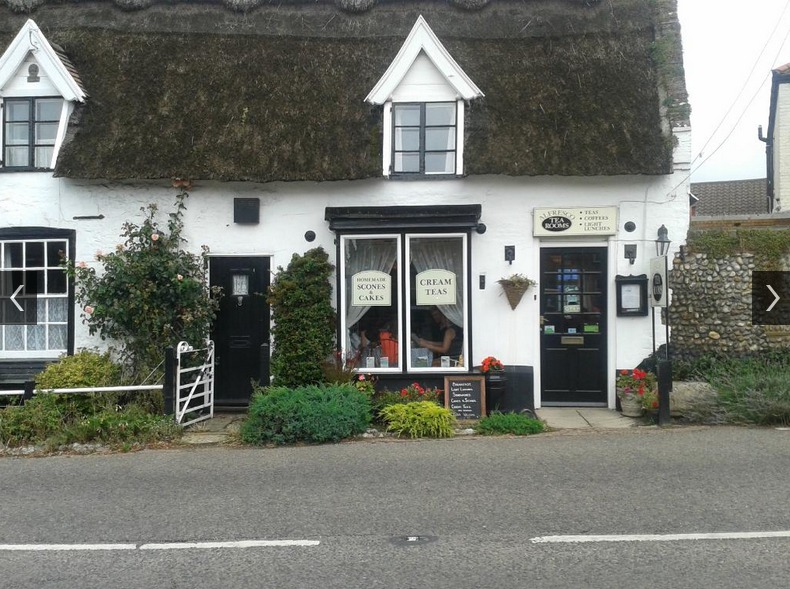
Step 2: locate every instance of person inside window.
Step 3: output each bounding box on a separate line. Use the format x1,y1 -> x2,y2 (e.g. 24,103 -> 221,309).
411,307 -> 463,366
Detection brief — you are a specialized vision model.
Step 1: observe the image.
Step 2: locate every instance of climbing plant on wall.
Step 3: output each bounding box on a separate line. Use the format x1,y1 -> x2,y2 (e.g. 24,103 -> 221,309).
66,190 -> 220,381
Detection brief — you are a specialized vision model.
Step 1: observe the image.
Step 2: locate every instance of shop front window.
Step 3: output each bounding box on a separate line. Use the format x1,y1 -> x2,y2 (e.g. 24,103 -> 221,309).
341,233 -> 467,372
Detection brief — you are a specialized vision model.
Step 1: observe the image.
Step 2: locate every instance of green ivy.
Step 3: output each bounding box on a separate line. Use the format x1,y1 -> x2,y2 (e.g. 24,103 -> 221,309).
66,191 -> 220,381
689,229 -> 790,268
267,247 -> 336,387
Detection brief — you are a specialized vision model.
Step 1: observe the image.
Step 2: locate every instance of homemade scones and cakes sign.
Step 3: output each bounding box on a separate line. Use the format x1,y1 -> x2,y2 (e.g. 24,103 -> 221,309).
533,207 -> 618,236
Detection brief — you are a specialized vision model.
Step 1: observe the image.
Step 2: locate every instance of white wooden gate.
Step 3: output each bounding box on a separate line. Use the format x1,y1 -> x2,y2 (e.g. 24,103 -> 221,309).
175,340 -> 215,426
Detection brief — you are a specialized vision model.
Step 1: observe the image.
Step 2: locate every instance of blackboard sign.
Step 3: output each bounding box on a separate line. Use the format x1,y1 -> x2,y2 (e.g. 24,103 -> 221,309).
444,376 -> 485,420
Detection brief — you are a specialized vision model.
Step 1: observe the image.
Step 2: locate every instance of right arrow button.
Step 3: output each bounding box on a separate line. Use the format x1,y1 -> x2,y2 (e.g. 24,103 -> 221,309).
767,285 -> 781,312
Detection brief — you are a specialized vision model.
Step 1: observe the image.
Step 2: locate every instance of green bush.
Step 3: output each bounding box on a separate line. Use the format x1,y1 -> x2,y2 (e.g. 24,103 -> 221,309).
475,412 -> 546,436
36,349 -> 121,389
240,383 -> 371,445
379,401 -> 456,438
34,350 -> 123,419
268,248 -> 336,387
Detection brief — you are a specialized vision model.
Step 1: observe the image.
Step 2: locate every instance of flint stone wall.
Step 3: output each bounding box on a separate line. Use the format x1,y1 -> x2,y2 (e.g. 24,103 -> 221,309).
669,215 -> 790,360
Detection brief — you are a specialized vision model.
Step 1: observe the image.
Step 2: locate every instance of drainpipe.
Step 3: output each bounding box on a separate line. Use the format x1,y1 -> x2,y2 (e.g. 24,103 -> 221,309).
758,125 -> 773,213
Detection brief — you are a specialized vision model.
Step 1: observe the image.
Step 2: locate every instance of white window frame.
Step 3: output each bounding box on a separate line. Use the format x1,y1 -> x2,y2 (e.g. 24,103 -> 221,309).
0,237 -> 70,359
340,234 -> 403,373
339,232 -> 468,374
405,232 -> 468,373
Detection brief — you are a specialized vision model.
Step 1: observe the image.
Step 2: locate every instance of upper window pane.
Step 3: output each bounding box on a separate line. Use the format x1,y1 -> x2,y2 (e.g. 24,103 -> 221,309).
36,99 -> 61,121
425,103 -> 455,126
394,104 -> 421,126
6,101 -> 30,121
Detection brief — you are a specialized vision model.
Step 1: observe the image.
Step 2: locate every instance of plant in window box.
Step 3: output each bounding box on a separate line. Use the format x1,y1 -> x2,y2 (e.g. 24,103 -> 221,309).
497,274 -> 537,310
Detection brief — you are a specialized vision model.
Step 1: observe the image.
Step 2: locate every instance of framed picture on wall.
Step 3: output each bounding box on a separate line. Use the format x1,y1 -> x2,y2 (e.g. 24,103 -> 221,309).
615,274 -> 648,316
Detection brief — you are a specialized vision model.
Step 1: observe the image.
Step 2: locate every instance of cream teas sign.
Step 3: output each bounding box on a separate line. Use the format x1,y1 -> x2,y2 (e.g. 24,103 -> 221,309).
416,269 -> 456,306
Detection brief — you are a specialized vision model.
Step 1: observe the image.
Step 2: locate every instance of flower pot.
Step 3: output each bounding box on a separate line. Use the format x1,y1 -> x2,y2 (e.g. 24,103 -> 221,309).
619,393 -> 643,418
485,371 -> 507,414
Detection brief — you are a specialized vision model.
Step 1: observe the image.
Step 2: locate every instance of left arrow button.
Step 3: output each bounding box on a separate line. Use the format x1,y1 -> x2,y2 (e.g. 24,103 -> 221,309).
10,284 -> 23,312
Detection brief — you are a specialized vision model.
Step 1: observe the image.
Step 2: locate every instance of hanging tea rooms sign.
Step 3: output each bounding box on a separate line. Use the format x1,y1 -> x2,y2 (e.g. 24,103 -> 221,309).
351,270 -> 391,306
533,207 -> 618,237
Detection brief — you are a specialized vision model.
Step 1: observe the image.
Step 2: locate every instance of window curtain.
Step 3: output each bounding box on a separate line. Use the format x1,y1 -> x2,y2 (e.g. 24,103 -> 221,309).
410,238 -> 464,328
345,239 -> 397,331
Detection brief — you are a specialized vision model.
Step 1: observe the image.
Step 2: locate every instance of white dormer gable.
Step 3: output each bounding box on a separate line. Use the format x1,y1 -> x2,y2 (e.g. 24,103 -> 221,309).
0,20 -> 86,171
366,16 -> 483,178
366,16 -> 483,104
0,19 -> 86,102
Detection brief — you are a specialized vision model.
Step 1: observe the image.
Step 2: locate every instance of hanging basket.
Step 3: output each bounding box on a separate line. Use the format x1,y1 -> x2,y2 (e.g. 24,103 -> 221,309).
500,282 -> 530,310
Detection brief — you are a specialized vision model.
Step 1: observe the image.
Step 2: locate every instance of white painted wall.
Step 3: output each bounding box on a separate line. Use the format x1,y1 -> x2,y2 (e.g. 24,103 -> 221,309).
1,160 -> 690,407
775,83 -> 790,211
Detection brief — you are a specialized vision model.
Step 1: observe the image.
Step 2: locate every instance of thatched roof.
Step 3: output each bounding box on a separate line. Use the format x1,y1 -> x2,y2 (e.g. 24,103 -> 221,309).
0,0 -> 688,182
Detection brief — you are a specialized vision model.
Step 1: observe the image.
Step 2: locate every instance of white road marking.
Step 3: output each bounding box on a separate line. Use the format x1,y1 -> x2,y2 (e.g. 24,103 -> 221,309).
139,540 -> 320,550
531,531 -> 790,543
0,540 -> 320,552
0,544 -> 136,551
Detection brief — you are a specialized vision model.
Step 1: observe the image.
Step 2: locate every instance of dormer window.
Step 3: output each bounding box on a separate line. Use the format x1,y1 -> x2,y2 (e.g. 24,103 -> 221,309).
4,97 -> 63,169
0,19 -> 87,172
393,102 -> 457,175
366,16 -> 483,179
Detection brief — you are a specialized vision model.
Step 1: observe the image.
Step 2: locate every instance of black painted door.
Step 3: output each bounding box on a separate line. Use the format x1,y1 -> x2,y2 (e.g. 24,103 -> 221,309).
209,257 -> 270,407
540,248 -> 607,405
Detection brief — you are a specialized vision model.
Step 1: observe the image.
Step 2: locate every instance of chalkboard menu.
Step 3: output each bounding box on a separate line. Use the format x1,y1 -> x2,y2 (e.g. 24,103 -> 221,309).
444,376 -> 486,420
